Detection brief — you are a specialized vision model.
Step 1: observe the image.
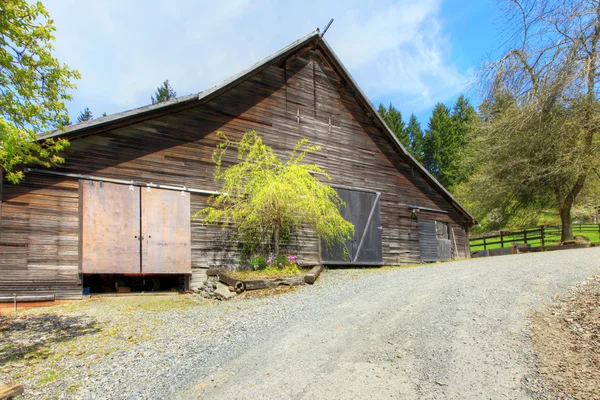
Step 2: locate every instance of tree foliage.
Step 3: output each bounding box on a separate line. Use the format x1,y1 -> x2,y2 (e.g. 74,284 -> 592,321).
77,107 -> 93,122
459,0 -> 600,241
194,131 -> 355,259
378,103 -> 430,162
405,113 -> 424,162
0,0 -> 80,183
378,103 -> 408,147
151,79 -> 176,104
422,96 -> 476,190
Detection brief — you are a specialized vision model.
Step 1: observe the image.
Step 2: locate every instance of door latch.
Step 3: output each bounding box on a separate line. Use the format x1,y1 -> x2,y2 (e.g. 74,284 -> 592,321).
134,235 -> 144,241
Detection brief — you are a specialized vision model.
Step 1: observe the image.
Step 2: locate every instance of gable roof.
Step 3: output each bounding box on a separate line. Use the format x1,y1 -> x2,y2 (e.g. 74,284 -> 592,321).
41,29 -> 476,225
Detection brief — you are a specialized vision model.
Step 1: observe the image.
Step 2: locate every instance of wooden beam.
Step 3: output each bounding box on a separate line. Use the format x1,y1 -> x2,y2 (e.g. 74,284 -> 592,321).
304,265 -> 324,284
0,383 -> 24,399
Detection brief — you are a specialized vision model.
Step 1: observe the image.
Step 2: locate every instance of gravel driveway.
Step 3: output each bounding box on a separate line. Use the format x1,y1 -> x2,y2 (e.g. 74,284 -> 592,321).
4,247 -> 600,399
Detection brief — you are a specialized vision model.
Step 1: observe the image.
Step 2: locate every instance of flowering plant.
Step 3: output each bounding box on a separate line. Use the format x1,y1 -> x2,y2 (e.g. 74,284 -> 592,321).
265,254 -> 298,269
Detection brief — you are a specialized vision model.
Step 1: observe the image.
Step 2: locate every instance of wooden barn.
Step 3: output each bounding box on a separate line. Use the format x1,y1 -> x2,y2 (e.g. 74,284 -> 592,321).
0,29 -> 475,300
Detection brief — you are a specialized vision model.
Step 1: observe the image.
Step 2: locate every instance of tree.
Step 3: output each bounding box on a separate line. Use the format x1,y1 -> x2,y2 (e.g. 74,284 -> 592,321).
195,131 -> 355,259
378,103 -> 409,147
421,97 -> 477,190
463,0 -> 600,242
77,107 -> 93,122
422,103 -> 453,184
0,0 -> 80,183
405,113 -> 424,162
151,79 -> 176,104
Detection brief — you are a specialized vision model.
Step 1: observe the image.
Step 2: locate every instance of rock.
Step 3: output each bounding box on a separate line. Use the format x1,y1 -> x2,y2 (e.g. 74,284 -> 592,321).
214,283 -> 236,300
574,235 -> 590,244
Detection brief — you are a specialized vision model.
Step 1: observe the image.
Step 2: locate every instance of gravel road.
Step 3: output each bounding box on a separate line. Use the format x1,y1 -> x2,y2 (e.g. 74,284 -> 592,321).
178,248 -> 600,400
6,247 -> 600,399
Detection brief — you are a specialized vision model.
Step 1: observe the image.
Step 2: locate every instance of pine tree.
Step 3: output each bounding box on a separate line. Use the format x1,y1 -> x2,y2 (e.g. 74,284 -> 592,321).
423,103 -> 452,182
378,103 -> 409,147
77,107 -> 93,122
151,79 -> 177,104
422,97 -> 477,190
405,113 -> 424,162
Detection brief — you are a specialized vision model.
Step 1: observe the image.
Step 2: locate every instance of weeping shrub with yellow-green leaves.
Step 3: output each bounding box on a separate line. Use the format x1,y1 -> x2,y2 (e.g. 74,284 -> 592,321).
194,131 -> 354,263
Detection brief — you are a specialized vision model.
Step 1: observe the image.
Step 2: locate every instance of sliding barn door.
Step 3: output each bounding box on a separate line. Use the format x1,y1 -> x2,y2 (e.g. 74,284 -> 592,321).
320,188 -> 383,265
80,181 -> 192,274
141,188 -> 191,274
80,181 -> 141,273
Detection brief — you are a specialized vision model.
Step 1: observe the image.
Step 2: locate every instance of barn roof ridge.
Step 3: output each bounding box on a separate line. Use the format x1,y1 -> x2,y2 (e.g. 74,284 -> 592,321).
40,28 -> 475,224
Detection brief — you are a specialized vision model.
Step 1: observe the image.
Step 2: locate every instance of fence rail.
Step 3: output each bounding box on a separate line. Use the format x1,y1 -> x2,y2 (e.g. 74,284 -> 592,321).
469,223 -> 600,252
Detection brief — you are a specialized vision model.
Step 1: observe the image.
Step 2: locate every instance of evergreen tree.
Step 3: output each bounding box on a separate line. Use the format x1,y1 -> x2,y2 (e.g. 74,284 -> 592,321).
151,79 -> 177,104
378,103 -> 409,147
77,107 -> 93,122
423,103 -> 452,183
405,113 -> 424,162
422,97 -> 477,190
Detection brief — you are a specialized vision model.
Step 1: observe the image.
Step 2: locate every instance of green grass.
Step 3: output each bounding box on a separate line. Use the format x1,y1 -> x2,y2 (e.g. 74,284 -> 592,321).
229,264 -> 302,280
470,224 -> 600,252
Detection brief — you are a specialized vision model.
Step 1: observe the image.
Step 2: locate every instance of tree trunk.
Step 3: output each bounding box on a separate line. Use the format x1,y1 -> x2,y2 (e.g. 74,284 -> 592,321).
559,204 -> 574,242
274,228 -> 280,255
558,173 -> 587,243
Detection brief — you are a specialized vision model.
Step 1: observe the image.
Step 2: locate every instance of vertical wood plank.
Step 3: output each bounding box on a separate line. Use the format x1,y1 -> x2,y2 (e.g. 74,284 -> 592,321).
141,187 -> 191,273
81,181 -> 141,273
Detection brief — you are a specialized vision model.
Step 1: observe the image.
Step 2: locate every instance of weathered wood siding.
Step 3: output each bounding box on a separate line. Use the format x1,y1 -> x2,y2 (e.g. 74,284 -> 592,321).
0,48 -> 470,297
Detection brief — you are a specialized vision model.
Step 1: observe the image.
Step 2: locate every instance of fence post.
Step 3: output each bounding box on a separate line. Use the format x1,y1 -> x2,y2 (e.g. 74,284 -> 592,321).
500,231 -> 504,248
524,229 -> 528,244
483,237 -> 487,250
541,226 -> 545,247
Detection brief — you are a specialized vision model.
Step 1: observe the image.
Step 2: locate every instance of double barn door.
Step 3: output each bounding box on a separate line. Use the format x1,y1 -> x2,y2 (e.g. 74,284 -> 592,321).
320,187 -> 383,265
80,180 -> 191,274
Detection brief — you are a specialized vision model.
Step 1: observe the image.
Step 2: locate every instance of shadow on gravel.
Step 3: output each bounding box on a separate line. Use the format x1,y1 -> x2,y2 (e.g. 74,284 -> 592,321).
0,314 -> 97,365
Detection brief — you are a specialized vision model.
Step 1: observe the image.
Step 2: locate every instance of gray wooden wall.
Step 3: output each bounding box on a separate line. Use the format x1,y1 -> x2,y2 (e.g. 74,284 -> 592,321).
0,48 -> 471,298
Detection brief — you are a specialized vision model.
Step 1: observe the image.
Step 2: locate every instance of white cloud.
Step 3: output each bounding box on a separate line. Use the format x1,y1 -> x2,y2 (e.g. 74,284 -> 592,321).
43,0 -> 466,117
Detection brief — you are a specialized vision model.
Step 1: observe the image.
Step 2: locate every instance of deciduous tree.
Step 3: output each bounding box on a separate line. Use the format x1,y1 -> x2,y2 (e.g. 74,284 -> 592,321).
0,0 -> 80,183
463,0 -> 600,242
195,131 -> 355,259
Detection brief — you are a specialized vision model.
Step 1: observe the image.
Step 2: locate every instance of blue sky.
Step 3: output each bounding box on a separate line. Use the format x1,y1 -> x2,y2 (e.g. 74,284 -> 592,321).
44,0 -> 502,128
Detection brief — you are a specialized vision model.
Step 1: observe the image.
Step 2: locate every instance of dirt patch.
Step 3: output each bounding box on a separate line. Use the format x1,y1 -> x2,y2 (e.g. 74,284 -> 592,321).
0,295 -> 202,397
529,275 -> 600,399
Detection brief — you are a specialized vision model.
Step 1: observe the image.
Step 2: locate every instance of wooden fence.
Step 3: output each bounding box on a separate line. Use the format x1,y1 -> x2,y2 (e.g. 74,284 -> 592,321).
469,223 -> 600,251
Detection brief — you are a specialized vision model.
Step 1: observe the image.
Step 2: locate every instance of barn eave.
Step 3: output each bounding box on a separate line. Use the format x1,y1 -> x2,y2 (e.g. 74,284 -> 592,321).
38,28 -> 476,226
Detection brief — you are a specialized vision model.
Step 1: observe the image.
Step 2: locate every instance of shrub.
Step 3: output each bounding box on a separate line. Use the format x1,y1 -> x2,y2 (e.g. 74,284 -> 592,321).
250,256 -> 267,271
